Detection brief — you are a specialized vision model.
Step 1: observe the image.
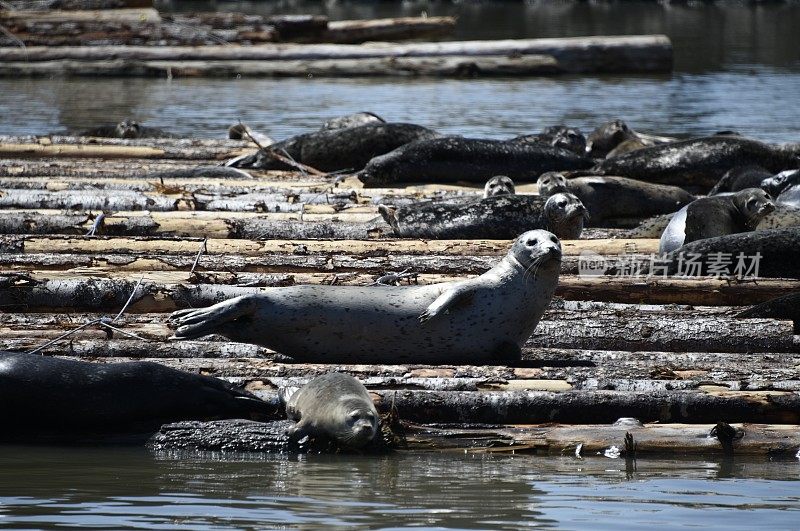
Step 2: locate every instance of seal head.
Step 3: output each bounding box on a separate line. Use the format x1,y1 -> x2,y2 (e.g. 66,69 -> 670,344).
483,175 -> 516,198
115,119 -> 141,139
544,193 -> 589,239
540,125 -> 587,155
734,188 -> 775,229
761,169 -> 800,197
537,172 -> 570,197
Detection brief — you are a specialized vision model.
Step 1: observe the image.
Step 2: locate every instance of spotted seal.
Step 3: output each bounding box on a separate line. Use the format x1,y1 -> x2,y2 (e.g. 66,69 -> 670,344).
511,125 -> 586,155
586,119 -> 675,158
537,172 -> 694,226
757,204 -> 800,230
0,352 -> 271,443
320,112 -> 385,131
228,123 -> 439,172
282,372 -> 378,449
761,169 -> 800,207
168,230 -> 563,364
589,136 -> 800,189
483,175 -> 516,198
378,193 -> 587,239
659,189 -> 774,252
358,136 -> 593,186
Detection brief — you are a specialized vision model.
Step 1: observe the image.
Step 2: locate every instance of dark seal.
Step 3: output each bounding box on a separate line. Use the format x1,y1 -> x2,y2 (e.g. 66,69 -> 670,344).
0,352 -> 271,443
708,165 -> 773,195
511,125 -> 587,155
168,230 -> 563,364
228,123 -> 439,173
358,136 -> 593,186
681,188 -> 775,246
537,172 -> 694,225
586,119 -> 675,158
378,193 -> 588,240
283,372 -> 379,449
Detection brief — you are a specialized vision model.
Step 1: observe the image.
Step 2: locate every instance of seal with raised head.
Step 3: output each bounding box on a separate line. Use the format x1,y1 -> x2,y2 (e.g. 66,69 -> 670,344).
511,125 -> 586,155
708,165 -> 773,195
483,175 -> 516,198
227,122 -> 439,172
282,372 -> 378,449
586,119 -> 675,158
320,112 -> 385,131
682,188 -> 774,246
378,193 -> 588,240
358,136 -> 593,186
666,227 -> 800,279
761,169 -> 800,207
0,352 -> 272,443
537,172 -> 694,226
169,229 -> 563,364
589,136 -> 800,189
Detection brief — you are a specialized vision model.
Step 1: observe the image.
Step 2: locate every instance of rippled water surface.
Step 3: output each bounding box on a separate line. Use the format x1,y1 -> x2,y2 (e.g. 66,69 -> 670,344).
1,447 -> 799,529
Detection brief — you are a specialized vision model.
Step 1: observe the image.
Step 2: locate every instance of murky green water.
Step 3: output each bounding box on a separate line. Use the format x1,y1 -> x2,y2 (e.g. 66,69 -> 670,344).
1,446 -> 799,529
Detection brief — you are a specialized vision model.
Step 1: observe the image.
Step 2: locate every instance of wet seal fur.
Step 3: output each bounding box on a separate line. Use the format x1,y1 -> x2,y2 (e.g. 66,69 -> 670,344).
228,123 -> 439,172
589,136 -> 800,189
761,169 -> 800,207
282,372 -> 379,449
665,227 -> 800,278
483,175 -> 516,198
0,351 -> 272,443
537,172 -> 694,225
357,136 -> 593,186
168,230 -> 563,364
378,193 -> 588,239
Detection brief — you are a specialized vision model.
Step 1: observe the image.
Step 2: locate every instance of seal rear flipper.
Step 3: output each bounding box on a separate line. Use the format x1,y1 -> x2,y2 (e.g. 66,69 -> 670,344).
168,295 -> 260,340
418,285 -> 475,323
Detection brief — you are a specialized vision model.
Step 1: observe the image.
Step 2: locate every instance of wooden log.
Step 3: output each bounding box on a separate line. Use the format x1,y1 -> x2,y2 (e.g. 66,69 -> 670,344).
0,142 -> 246,160
322,17 -> 456,44
2,1 -> 153,8
0,135 -> 249,149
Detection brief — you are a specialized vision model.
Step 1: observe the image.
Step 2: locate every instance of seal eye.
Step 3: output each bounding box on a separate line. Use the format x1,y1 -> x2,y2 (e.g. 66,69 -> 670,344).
526,239 -> 537,247
557,200 -> 567,208
550,235 -> 558,244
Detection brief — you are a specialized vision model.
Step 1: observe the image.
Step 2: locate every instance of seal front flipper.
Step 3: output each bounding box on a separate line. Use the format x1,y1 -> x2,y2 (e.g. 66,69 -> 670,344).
418,285 -> 475,323
168,295 -> 260,340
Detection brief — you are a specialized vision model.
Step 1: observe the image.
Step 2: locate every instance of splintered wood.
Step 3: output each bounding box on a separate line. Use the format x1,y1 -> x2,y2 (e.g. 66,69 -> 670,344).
0,136 -> 798,456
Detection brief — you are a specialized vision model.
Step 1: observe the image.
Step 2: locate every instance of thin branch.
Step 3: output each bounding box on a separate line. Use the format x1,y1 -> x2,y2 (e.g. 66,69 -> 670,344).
27,319 -> 102,355
112,276 -> 144,323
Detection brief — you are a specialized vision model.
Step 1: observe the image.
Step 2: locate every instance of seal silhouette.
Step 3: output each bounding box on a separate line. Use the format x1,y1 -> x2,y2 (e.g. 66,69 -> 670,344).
169,230 -> 563,364
283,372 -> 379,449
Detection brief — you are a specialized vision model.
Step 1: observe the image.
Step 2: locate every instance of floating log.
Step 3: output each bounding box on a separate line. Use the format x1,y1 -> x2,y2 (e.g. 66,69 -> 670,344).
0,35 -> 673,77
322,17 -> 456,45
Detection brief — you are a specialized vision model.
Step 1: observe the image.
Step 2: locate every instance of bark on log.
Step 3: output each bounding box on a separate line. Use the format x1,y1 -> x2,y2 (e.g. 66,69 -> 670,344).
148,420 -> 294,453
322,17 -> 456,44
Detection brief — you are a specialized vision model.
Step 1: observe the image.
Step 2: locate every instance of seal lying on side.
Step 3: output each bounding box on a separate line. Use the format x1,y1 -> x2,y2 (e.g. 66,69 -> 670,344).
484,175 -> 516,198
0,352 -> 272,442
228,123 -> 439,172
590,136 -> 800,189
169,230 -> 562,364
659,189 -> 774,253
78,119 -> 178,139
358,136 -> 593,186
761,169 -> 800,207
665,227 -> 800,279
320,112 -> 385,131
586,119 -> 675,158
537,172 -> 694,225
282,372 -> 379,449
378,193 -> 588,239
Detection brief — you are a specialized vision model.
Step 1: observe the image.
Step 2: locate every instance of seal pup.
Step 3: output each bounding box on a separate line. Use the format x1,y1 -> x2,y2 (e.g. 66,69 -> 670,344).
761,169 -> 800,207
589,136 -> 800,189
708,165 -> 773,195
484,175 -> 516,198
0,352 -> 272,442
681,188 -> 774,246
282,372 -> 378,449
169,230 -> 563,364
666,227 -> 800,279
358,136 -> 593,186
537,172 -> 694,226
320,112 -> 385,131
227,122 -> 439,172
378,193 -> 588,240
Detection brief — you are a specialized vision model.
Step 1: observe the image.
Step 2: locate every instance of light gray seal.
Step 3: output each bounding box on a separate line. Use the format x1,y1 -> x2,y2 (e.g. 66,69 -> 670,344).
537,172 -> 694,226
320,112 -> 385,131
483,175 -> 516,198
168,229 -> 563,364
283,372 -> 378,449
761,169 -> 800,207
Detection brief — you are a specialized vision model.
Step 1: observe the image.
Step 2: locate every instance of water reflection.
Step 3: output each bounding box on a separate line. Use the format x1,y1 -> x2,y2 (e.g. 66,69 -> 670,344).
1,446 -> 799,529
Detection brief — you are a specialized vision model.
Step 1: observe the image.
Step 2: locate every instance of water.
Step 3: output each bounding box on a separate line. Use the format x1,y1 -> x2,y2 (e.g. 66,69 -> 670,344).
1,1 -> 799,141
1,446 -> 799,529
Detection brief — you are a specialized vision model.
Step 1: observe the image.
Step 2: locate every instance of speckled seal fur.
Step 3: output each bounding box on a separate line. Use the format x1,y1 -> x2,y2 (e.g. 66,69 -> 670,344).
283,372 -> 378,449
168,230 -> 562,364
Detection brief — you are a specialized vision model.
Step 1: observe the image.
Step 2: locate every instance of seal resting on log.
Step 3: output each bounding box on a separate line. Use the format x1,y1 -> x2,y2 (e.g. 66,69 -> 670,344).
536,172 -> 694,226
665,227 -> 800,278
378,193 -> 588,239
0,352 -> 273,443
320,111 -> 385,131
282,372 -> 379,449
357,136 -> 593,186
588,136 -> 800,189
659,188 -> 774,252
227,123 -> 439,172
168,230 -> 562,364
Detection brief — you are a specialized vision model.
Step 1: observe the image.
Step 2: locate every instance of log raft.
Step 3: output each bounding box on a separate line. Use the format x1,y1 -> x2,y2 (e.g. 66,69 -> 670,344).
0,137 -> 797,456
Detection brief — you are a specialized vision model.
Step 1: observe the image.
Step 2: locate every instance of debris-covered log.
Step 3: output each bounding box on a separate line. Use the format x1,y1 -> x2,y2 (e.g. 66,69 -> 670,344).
147,419 -> 294,453
369,389 -> 800,425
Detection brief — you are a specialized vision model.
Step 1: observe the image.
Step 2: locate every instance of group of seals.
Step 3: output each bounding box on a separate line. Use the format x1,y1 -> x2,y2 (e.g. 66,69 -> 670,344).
169,230 -> 563,364
379,193 -> 587,239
